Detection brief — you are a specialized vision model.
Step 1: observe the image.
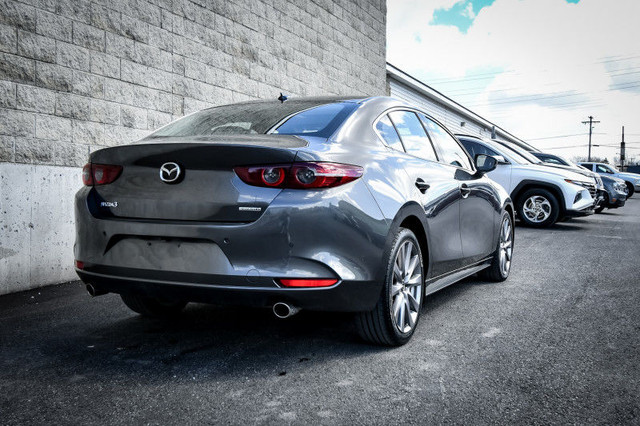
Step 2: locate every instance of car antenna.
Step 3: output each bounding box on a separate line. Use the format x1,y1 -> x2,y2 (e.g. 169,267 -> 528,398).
491,125 -> 497,139
278,93 -> 288,103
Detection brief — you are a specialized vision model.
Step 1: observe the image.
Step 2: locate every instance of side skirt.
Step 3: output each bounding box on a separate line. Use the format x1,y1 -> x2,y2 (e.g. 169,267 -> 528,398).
424,258 -> 491,297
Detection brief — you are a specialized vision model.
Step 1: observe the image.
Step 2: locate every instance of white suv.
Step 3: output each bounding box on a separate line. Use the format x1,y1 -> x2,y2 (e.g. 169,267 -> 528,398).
457,135 -> 596,227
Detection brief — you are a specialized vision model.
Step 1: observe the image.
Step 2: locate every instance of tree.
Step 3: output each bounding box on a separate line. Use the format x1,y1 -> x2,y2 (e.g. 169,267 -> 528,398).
572,155 -> 609,163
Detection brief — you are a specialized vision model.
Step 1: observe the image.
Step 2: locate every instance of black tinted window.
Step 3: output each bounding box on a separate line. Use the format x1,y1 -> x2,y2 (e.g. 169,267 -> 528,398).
420,115 -> 472,169
540,155 -> 564,165
460,139 -> 499,159
388,111 -> 437,161
274,103 -> 357,137
596,164 -> 613,173
375,115 -> 404,151
146,101 -> 357,138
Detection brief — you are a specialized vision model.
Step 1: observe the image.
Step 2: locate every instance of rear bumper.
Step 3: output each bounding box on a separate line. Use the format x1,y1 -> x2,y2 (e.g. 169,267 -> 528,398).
74,180 -> 390,313
76,267 -> 381,312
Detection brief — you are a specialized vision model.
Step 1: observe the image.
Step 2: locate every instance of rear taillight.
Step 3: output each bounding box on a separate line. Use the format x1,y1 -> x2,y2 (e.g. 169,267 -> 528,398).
278,279 -> 338,288
234,162 -> 363,189
82,163 -> 123,186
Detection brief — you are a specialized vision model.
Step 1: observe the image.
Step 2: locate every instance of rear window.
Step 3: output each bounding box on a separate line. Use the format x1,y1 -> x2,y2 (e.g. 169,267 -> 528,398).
273,103 -> 357,137
146,101 -> 357,139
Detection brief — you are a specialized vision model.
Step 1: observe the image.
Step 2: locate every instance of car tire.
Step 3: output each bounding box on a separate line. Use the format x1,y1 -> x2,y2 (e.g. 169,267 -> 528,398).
120,293 -> 187,317
625,182 -> 634,198
355,228 -> 424,346
516,188 -> 560,227
595,193 -> 608,213
479,212 -> 514,282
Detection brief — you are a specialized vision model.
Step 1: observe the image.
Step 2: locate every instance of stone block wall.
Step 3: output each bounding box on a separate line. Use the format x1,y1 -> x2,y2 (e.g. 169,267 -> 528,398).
0,0 -> 387,294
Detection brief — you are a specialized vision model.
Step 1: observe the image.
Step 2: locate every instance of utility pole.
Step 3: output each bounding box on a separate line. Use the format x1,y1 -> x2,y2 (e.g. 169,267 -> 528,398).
620,126 -> 625,170
582,116 -> 600,161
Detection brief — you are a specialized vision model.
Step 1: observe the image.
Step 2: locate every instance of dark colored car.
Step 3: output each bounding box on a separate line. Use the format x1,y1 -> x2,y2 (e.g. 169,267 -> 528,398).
595,174 -> 627,212
75,96 -> 514,345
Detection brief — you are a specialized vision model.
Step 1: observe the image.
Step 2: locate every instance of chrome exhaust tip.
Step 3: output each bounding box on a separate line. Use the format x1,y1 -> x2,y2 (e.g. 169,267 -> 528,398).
273,302 -> 300,319
86,284 -> 107,297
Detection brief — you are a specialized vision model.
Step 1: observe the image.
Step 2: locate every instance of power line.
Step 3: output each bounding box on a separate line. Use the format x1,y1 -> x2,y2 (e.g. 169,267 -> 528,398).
527,132 -> 604,141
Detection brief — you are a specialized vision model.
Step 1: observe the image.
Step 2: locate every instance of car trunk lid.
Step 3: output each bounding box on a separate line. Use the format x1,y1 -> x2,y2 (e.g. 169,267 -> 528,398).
88,135 -> 307,222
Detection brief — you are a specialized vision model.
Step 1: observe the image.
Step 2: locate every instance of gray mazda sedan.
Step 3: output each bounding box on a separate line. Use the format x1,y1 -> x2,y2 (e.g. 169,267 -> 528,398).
75,96 -> 514,345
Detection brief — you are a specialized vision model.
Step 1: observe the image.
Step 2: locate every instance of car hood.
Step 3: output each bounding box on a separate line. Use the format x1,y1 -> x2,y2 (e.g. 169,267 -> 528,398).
514,164 -> 593,182
539,163 -> 596,179
601,175 -> 626,185
616,171 -> 640,182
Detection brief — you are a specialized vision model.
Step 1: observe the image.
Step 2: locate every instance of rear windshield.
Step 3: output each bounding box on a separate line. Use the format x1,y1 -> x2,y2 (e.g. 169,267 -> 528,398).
146,101 -> 358,139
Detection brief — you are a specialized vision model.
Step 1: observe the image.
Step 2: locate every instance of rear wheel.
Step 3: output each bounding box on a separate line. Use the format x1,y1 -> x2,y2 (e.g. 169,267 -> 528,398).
356,228 -> 424,346
625,182 -> 634,198
120,293 -> 187,317
517,188 -> 559,227
479,212 -> 514,282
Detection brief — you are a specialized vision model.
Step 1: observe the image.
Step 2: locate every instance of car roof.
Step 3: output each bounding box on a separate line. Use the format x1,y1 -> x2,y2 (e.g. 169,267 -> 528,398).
218,96 -> 370,108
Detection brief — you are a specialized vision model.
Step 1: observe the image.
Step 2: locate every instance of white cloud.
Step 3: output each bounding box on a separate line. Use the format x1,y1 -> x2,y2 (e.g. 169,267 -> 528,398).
462,2 -> 475,19
387,0 -> 640,163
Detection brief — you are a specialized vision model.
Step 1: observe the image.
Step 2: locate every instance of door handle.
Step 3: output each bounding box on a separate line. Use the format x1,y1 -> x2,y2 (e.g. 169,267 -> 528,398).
415,178 -> 430,193
460,183 -> 471,199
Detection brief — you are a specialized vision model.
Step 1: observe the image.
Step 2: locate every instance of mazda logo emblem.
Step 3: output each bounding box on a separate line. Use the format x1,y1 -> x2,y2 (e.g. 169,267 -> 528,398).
159,162 -> 182,183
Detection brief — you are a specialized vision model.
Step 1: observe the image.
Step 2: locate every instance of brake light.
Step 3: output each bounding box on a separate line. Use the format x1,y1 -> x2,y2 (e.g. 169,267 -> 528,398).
75,260 -> 84,269
82,163 -> 123,186
278,279 -> 338,288
234,162 -> 363,189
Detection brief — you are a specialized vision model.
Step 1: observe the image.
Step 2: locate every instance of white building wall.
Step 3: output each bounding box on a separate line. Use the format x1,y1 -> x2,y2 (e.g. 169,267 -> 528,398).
389,79 -> 493,139
0,163 -> 78,294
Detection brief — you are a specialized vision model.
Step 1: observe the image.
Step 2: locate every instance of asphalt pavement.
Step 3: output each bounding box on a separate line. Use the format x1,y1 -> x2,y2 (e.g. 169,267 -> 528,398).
1,199 -> 639,425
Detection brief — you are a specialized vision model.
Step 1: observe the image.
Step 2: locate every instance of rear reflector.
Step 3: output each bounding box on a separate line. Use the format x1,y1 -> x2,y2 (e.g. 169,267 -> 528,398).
278,279 -> 338,288
234,162 -> 363,189
82,163 -> 123,186
75,260 -> 84,269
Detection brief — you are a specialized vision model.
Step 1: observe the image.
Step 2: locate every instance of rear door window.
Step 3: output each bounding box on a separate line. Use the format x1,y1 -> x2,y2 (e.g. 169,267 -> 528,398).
388,111 -> 438,162
374,115 -> 404,151
419,115 -> 472,170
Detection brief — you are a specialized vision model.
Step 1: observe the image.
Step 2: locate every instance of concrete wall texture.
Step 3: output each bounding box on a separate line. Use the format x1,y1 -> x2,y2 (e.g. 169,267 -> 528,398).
0,0 -> 387,294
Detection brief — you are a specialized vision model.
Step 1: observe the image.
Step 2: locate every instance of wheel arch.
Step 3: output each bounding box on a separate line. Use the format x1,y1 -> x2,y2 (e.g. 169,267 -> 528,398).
382,202 -> 431,280
510,180 -> 566,214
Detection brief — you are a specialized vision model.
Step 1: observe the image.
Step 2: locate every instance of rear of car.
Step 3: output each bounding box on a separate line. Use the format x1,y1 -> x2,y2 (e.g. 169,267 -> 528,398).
74,99 -> 389,313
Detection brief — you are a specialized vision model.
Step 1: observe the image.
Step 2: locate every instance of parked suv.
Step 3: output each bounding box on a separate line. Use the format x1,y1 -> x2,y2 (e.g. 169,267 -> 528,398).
531,152 -> 606,212
579,162 -> 640,198
457,135 -> 595,227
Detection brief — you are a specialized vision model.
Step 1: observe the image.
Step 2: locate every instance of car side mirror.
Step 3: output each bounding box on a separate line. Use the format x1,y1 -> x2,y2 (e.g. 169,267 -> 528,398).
493,155 -> 508,164
475,154 -> 497,174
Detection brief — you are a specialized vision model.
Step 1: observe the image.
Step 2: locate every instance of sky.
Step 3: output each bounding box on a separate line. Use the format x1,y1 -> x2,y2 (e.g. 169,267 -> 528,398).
387,0 -> 640,165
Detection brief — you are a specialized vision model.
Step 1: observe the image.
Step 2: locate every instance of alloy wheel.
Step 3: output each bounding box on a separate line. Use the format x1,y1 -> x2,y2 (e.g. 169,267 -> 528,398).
390,240 -> 423,334
522,195 -> 552,223
499,216 -> 513,277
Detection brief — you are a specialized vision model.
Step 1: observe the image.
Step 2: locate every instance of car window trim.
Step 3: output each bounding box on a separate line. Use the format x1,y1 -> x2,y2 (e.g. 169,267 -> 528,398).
387,110 -> 440,163
373,107 -> 477,173
418,113 -> 475,172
